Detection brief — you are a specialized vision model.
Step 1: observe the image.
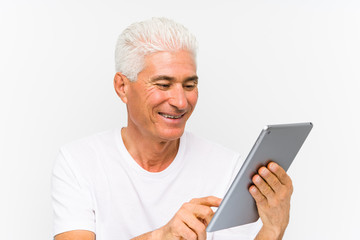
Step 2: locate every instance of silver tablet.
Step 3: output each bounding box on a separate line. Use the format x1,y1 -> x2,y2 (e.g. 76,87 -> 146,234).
206,122 -> 313,232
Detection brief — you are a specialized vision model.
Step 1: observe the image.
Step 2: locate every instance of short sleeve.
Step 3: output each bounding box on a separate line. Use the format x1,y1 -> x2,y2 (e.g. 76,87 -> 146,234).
51,149 -> 95,236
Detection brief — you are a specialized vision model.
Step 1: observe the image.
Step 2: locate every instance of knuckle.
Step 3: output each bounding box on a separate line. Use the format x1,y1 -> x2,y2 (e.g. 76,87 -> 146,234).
251,188 -> 261,200
254,193 -> 266,203
256,197 -> 267,205
204,207 -> 213,216
195,222 -> 206,232
176,209 -> 186,219
263,187 -> 273,196
272,179 -> 280,188
181,202 -> 190,209
187,232 -> 197,240
199,225 -> 206,234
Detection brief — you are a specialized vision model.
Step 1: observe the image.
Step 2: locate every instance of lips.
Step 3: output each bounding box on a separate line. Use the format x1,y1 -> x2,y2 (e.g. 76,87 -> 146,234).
158,112 -> 185,119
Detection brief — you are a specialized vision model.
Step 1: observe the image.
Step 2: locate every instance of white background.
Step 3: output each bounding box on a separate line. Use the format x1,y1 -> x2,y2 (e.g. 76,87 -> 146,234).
1,0 -> 359,239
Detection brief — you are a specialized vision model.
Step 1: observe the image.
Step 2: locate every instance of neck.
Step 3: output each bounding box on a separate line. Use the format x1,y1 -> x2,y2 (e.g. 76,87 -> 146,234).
121,127 -> 180,172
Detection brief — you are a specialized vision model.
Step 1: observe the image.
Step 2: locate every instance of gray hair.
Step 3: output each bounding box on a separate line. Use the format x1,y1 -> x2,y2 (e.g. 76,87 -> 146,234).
115,17 -> 198,82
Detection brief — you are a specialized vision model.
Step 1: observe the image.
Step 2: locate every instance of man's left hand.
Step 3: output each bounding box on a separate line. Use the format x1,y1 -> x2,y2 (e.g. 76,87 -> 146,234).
249,162 -> 293,240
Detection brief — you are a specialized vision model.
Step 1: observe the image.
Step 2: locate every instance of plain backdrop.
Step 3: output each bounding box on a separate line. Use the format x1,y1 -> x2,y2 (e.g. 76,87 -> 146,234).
1,0 -> 359,239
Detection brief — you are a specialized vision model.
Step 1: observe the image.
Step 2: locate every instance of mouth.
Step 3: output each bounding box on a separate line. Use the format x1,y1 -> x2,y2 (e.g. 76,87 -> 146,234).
158,112 -> 185,119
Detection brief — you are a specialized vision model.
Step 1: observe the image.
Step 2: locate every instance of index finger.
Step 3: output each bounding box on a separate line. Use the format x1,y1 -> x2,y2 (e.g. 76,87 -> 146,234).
268,162 -> 292,186
190,196 -> 222,207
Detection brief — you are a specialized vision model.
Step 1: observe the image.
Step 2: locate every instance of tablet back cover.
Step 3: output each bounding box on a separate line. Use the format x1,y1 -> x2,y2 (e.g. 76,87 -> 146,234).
206,122 -> 313,232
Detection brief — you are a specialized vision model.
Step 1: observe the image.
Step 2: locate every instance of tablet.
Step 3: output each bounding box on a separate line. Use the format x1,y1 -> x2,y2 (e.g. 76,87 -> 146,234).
206,122 -> 313,232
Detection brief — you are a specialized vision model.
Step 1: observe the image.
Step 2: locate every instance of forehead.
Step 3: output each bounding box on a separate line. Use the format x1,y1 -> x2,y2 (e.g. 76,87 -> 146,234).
141,50 -> 197,78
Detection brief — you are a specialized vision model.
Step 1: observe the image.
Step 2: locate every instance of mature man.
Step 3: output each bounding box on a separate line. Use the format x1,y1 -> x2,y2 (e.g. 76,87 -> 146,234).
52,18 -> 293,240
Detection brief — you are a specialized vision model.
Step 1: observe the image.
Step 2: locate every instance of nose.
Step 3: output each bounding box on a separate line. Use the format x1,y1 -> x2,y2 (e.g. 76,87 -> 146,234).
168,84 -> 188,110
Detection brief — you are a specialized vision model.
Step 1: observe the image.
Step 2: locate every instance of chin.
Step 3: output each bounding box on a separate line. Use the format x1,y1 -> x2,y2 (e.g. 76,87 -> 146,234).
157,127 -> 185,141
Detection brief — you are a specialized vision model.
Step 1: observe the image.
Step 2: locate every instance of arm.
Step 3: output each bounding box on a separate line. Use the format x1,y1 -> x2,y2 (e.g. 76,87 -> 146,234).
55,230 -> 95,240
52,151 -> 96,240
54,197 -> 220,240
131,196 -> 222,240
250,162 -> 293,240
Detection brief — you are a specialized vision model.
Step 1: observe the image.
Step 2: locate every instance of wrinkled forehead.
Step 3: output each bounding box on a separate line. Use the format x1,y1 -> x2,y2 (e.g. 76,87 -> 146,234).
136,50 -> 197,83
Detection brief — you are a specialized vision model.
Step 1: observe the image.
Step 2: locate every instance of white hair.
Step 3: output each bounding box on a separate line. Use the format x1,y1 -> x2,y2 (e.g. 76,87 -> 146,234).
115,17 -> 198,81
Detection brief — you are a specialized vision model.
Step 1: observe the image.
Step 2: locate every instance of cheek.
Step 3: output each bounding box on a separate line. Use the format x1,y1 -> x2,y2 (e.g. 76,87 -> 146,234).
187,90 -> 198,107
144,89 -> 169,108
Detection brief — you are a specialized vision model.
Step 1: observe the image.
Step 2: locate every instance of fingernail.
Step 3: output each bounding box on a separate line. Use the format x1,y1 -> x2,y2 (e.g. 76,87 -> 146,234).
269,162 -> 277,171
253,175 -> 261,183
260,167 -> 268,175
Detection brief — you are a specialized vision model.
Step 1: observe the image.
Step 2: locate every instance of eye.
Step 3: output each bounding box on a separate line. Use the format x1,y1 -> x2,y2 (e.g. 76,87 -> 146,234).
184,85 -> 195,90
184,82 -> 197,90
155,83 -> 171,89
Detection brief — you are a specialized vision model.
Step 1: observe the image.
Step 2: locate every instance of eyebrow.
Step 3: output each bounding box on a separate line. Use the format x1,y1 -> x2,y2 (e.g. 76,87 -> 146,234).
150,75 -> 199,83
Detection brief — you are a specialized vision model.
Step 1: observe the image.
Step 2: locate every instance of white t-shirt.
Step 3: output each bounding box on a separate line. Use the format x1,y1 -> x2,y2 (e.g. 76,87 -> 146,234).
52,129 -> 262,239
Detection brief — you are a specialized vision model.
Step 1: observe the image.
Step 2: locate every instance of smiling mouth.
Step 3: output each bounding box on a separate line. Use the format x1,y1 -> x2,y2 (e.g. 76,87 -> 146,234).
158,112 -> 185,119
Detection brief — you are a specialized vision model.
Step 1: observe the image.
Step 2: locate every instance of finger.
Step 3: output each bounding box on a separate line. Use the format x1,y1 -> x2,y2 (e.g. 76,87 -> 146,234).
176,221 -> 197,240
184,203 -> 214,226
179,208 -> 207,240
268,162 -> 292,186
252,174 -> 275,199
249,185 -> 267,205
258,166 -> 283,193
190,196 -> 222,207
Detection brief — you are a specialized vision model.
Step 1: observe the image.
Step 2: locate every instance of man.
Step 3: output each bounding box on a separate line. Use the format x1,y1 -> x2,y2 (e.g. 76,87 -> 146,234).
52,17 -> 293,240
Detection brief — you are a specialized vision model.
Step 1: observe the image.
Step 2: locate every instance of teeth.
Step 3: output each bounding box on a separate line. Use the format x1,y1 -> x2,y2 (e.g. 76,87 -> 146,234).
160,113 -> 183,119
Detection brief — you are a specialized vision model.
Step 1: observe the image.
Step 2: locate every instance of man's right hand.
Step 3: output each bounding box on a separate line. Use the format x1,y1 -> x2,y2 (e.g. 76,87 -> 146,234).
55,196 -> 221,240
134,196 -> 221,240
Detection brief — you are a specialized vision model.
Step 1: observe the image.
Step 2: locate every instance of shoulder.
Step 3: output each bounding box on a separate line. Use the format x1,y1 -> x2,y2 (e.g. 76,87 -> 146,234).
56,129 -> 119,174
60,129 -> 118,157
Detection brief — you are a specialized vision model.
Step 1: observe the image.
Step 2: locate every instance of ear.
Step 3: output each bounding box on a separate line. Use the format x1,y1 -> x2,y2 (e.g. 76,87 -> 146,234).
114,72 -> 130,104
